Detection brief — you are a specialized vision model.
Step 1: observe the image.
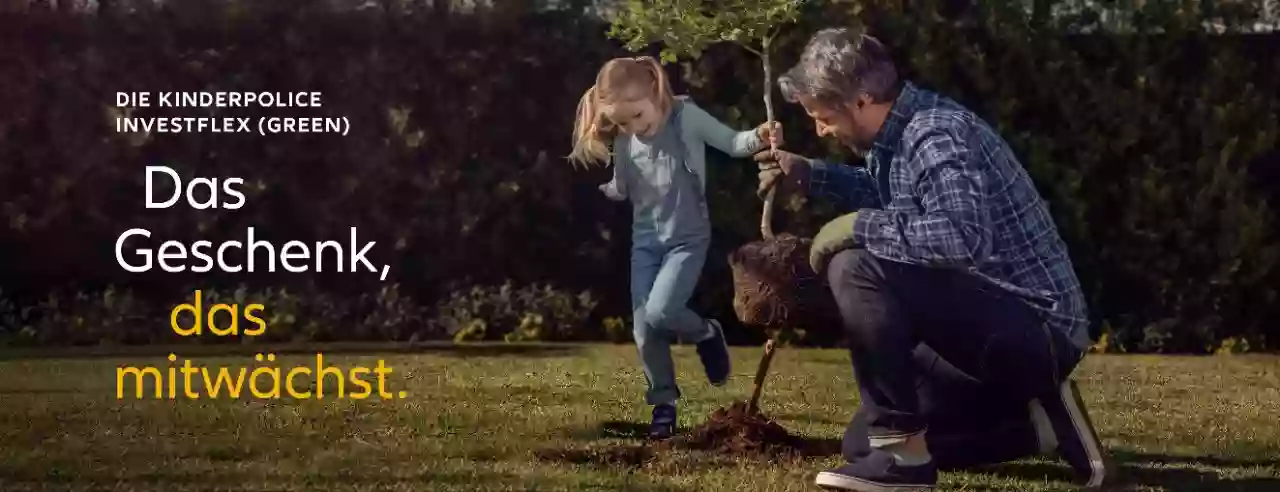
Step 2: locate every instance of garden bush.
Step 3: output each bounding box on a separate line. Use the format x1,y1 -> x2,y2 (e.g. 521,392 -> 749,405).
429,281 -> 599,343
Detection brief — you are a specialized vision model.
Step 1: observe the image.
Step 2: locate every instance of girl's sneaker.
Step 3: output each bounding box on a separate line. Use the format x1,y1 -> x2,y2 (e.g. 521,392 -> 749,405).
649,403 -> 677,440
696,319 -> 731,386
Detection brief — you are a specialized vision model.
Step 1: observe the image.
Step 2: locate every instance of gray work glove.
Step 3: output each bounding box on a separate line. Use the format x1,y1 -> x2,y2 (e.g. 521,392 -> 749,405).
753,148 -> 812,199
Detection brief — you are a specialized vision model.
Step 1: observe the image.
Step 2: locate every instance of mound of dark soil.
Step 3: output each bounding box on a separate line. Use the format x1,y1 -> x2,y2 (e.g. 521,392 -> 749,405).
540,344 -> 839,466
538,404 -> 838,467
662,401 -> 807,459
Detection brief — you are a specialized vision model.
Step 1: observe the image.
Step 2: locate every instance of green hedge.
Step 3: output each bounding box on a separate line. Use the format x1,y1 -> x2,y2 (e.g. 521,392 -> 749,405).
0,1 -> 1276,352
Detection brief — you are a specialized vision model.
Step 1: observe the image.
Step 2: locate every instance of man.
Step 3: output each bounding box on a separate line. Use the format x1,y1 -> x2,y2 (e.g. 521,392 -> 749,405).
755,28 -> 1107,491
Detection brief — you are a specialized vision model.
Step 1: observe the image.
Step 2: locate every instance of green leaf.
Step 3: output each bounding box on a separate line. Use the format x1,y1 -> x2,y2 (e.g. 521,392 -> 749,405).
608,0 -> 803,62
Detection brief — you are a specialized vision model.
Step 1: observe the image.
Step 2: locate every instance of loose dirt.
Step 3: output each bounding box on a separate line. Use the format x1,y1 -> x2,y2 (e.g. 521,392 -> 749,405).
539,341 -> 837,467
661,401 -> 813,459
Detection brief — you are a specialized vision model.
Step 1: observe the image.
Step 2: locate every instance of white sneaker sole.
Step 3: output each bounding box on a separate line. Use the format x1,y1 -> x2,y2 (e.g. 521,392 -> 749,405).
814,472 -> 934,491
1060,380 -> 1108,488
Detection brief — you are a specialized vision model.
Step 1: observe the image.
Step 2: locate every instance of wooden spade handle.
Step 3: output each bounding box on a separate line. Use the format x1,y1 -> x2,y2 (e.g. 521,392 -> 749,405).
748,339 -> 777,413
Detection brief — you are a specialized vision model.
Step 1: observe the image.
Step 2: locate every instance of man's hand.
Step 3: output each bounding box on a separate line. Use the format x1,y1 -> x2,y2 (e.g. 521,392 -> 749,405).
809,212 -> 859,275
753,148 -> 812,199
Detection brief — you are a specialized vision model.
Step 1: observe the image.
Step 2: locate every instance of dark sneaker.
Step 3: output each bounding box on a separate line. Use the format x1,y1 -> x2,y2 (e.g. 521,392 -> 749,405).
1036,379 -> 1108,488
695,319 -> 731,386
648,403 -> 677,440
815,448 -> 937,491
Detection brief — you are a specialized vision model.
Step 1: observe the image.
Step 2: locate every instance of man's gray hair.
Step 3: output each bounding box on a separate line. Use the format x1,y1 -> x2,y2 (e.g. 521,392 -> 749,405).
778,28 -> 900,108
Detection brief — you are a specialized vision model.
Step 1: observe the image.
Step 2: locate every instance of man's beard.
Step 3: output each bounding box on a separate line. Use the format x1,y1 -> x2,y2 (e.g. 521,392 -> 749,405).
835,133 -> 870,157
845,139 -> 871,158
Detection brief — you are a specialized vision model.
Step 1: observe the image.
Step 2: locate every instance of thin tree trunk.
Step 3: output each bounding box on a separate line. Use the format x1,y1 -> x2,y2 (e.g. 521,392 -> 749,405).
760,38 -> 777,240
747,339 -> 777,414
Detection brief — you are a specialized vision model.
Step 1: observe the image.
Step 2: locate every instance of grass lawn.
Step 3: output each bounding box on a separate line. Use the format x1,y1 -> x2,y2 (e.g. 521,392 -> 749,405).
0,343 -> 1277,491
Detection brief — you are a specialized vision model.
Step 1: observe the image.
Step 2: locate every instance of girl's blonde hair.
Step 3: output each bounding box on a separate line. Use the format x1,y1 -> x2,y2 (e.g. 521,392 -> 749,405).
569,56 -> 676,168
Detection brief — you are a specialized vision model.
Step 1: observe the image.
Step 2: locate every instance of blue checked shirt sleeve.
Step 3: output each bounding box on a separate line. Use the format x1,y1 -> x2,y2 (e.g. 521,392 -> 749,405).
805,158 -> 881,214
852,125 -> 993,267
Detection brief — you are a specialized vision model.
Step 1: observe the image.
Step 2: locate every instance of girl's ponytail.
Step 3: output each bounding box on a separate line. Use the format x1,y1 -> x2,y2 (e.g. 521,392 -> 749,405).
569,85 -> 612,168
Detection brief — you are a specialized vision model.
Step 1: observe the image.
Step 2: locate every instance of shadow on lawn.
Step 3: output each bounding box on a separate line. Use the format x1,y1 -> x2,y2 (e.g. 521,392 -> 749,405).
1112,450 -> 1280,469
588,420 -> 843,457
546,419 -> 845,471
978,450 -> 1279,491
597,420 -> 651,440
582,422 -> 1277,490
8,469 -> 688,491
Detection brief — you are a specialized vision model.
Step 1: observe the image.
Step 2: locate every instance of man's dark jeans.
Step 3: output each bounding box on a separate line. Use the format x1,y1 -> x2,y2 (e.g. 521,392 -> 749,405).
828,249 -> 1083,469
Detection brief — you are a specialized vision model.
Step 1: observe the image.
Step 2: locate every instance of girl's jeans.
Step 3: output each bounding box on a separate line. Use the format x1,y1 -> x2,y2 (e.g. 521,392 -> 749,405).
630,236 -> 713,406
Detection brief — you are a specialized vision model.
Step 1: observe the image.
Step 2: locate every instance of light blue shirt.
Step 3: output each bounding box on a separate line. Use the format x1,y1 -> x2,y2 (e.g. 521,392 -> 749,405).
601,97 -> 765,244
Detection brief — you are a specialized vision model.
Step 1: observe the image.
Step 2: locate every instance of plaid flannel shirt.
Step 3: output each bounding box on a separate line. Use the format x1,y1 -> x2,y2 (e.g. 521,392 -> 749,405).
806,82 -> 1091,350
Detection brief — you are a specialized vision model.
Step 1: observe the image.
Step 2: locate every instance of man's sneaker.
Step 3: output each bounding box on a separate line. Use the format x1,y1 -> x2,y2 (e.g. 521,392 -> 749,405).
1035,379 -> 1108,488
695,319 -> 731,386
648,403 -> 677,440
815,448 -> 937,491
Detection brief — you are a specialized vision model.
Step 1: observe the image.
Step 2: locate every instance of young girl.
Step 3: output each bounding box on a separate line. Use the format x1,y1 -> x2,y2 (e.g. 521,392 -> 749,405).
569,56 -> 779,439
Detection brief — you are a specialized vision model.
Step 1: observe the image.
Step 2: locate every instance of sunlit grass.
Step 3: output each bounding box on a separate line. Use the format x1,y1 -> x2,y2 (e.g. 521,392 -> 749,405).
0,344 -> 1277,491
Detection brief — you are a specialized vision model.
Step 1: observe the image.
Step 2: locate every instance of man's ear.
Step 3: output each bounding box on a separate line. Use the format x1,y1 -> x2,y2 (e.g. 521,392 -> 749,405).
855,92 -> 874,109
842,97 -> 863,117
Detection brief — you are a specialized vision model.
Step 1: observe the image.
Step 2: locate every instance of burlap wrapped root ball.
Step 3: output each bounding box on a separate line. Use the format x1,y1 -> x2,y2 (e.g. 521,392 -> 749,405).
728,232 -> 834,329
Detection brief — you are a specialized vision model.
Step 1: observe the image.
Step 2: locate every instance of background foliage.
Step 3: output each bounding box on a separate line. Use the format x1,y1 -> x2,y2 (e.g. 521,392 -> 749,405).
0,0 -> 1276,352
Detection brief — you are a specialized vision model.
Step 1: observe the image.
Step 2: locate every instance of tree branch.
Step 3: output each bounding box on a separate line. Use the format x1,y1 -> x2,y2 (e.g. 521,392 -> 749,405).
765,26 -> 779,46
